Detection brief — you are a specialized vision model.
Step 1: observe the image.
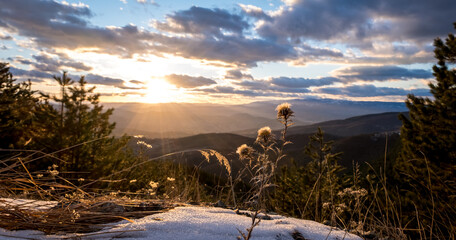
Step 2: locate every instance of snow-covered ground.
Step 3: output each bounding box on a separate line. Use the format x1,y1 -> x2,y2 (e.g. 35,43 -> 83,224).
0,203 -> 362,240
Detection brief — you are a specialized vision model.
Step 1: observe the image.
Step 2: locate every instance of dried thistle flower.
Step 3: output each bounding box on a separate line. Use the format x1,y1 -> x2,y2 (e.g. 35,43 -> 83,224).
236,144 -> 254,159
149,181 -> 159,189
48,169 -> 59,176
256,126 -> 272,144
276,102 -> 294,121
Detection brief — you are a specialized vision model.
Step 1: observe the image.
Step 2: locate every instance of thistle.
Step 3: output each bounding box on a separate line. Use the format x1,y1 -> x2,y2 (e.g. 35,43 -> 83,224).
236,144 -> 254,159
256,126 -> 272,144
275,103 -> 294,140
275,102 -> 294,122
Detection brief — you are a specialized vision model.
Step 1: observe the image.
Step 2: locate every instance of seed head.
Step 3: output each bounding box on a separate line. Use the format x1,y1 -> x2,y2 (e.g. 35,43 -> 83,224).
276,102 -> 294,121
256,126 -> 272,144
236,144 -> 254,159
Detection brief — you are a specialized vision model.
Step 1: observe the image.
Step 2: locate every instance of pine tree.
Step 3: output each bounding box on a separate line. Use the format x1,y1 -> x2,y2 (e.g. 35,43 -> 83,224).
397,23 -> 456,238
305,127 -> 343,222
0,63 -> 37,149
34,73 -> 121,176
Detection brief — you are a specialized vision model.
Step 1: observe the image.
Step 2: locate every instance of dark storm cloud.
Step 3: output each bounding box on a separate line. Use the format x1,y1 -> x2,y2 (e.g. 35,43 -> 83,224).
335,66 -> 433,81
155,6 -> 249,36
165,74 -> 216,88
271,77 -> 339,88
317,85 -> 431,97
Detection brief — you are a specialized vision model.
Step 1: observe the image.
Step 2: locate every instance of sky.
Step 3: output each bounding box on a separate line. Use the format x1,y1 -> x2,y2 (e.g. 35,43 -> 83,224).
0,0 -> 454,104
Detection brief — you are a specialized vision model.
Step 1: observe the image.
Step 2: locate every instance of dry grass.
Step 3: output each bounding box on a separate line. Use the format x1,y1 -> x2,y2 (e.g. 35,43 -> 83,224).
0,197 -> 174,234
0,150 -> 177,236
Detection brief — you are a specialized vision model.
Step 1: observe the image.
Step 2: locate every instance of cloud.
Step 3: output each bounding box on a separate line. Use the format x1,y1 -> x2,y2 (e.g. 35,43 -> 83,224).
9,67 -> 53,80
257,0 -> 373,42
334,65 -> 433,81
156,35 -> 296,67
317,84 -> 431,97
165,74 -> 216,88
7,54 -> 92,74
154,6 -> 249,36
257,0 -> 455,44
129,80 -> 144,84
239,4 -> 272,21
224,69 -> 253,80
79,73 -> 144,89
0,1 -> 295,66
32,54 -> 92,72
271,77 -> 339,88
0,34 -> 12,40
1,0 -> 449,71
8,65 -> 139,90
0,0 -> 157,57
137,0 -> 159,6
233,80 -> 269,89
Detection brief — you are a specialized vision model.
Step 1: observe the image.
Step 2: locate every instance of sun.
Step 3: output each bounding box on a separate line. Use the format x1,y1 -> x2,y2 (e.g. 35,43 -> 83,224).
143,78 -> 181,103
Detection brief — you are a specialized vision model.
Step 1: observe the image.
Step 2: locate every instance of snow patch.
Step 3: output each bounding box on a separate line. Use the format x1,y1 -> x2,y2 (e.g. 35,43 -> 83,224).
0,205 -> 362,240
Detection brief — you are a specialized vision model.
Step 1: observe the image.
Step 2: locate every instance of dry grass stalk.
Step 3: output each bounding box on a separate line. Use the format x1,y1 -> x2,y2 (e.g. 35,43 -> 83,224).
0,197 -> 175,235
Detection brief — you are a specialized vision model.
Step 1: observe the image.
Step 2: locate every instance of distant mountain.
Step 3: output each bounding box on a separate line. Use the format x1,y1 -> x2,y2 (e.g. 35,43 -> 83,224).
130,131 -> 401,178
236,112 -> 406,138
107,99 -> 407,138
126,111 -> 405,179
284,111 -> 406,137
